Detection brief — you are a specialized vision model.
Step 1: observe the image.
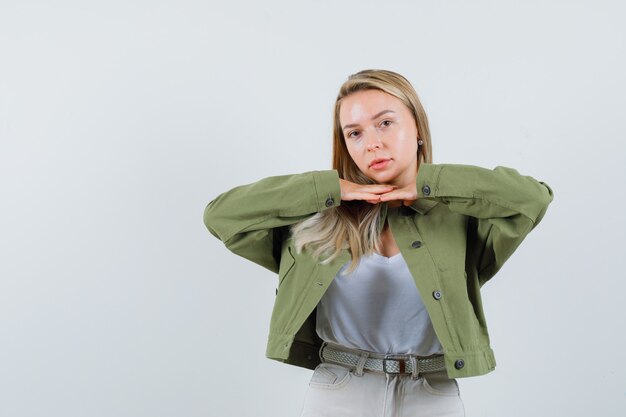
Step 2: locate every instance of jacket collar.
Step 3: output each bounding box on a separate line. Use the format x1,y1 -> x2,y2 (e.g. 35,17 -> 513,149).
408,198 -> 438,215
378,199 -> 438,228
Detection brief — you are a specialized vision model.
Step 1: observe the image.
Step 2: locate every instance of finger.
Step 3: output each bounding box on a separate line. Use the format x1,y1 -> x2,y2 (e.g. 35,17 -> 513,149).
357,184 -> 398,194
379,190 -> 415,202
352,192 -> 384,203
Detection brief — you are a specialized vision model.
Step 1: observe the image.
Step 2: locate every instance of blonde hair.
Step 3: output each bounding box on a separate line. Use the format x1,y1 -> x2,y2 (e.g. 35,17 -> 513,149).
290,69 -> 433,274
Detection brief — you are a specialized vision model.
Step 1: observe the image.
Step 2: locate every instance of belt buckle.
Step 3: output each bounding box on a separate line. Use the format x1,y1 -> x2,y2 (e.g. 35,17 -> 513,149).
382,355 -> 409,374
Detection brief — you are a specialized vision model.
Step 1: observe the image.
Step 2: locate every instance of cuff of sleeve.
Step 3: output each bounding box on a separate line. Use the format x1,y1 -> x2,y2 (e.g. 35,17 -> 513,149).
312,170 -> 342,211
416,163 -> 443,198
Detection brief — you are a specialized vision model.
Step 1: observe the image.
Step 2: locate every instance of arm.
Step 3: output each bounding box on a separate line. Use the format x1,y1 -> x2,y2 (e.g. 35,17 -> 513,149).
416,163 -> 554,285
203,170 -> 342,273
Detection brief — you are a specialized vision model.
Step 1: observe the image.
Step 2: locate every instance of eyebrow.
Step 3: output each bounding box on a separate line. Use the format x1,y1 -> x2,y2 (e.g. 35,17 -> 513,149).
342,110 -> 396,131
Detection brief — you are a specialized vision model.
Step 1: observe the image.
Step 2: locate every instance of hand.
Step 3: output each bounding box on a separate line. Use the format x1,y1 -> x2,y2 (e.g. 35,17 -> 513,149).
339,179 -> 398,204
378,181 -> 418,207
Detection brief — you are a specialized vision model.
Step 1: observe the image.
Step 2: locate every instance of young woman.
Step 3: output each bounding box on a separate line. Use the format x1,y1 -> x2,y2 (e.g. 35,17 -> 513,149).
203,69 -> 554,416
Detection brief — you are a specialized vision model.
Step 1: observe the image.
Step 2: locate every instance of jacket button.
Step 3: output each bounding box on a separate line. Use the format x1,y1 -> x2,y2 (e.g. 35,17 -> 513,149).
422,185 -> 431,196
325,197 -> 335,207
432,290 -> 442,300
411,240 -> 422,248
454,359 -> 465,369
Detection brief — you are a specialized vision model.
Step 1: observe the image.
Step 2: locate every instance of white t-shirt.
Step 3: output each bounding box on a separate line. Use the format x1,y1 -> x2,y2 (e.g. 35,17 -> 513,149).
316,251 -> 443,356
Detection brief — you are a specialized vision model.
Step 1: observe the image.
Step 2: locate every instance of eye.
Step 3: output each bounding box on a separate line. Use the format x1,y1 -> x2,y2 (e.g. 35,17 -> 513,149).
380,120 -> 392,127
347,130 -> 361,139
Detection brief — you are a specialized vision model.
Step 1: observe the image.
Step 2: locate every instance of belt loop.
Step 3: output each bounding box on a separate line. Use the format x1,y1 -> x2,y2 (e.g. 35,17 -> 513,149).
319,341 -> 328,364
410,356 -> 419,380
354,352 -> 369,377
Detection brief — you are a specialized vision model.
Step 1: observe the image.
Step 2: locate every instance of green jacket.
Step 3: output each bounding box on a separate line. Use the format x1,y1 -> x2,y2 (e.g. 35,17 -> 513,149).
203,163 -> 554,378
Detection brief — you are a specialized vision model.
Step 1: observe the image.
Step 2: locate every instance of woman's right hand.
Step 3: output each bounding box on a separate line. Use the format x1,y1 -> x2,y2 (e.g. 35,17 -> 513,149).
339,179 -> 398,205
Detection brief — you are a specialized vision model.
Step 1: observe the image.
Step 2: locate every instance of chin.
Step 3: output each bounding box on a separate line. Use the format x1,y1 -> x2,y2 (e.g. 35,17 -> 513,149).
368,170 -> 399,184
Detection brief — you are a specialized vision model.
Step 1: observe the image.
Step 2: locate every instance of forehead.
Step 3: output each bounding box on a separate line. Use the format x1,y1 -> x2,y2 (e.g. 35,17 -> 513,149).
339,89 -> 408,124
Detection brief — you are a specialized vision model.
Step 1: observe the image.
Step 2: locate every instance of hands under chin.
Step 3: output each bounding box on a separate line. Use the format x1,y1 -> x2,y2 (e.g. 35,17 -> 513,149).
377,182 -> 418,207
339,178 -> 418,206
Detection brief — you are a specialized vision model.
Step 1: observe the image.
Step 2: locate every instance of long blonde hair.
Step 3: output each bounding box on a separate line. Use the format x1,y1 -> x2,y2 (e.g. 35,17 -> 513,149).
290,69 -> 433,274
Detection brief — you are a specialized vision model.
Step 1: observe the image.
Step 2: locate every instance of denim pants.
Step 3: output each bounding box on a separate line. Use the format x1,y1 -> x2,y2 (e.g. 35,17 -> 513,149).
299,362 -> 465,417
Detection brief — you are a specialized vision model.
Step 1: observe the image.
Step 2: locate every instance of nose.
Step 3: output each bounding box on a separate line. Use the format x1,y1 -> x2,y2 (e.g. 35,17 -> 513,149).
364,127 -> 384,151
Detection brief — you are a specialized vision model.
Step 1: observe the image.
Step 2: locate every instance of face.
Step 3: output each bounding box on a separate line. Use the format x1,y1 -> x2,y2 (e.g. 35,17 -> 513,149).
339,89 -> 419,187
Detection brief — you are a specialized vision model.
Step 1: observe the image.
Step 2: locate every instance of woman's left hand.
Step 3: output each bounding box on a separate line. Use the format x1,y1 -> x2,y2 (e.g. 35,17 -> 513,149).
377,180 -> 418,206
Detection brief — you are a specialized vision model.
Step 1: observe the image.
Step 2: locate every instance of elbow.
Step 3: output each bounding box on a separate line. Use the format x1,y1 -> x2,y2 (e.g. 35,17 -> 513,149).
540,181 -> 554,205
530,181 -> 554,227
203,200 -> 223,240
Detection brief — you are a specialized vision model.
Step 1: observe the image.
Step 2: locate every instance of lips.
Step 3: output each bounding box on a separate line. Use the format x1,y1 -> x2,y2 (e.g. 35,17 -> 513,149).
369,158 -> 391,167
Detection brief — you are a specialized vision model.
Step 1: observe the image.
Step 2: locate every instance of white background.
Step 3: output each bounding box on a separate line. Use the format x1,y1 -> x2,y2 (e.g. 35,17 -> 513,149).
1,1 -> 625,416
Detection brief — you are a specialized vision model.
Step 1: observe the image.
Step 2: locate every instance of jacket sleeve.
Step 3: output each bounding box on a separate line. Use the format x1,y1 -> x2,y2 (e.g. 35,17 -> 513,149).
415,163 -> 554,285
203,170 -> 342,274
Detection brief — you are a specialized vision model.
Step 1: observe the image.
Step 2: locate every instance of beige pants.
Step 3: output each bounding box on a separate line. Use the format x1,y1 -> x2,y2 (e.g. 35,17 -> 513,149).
299,362 -> 465,417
